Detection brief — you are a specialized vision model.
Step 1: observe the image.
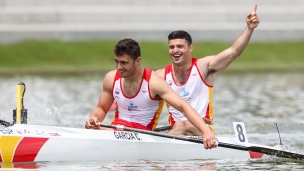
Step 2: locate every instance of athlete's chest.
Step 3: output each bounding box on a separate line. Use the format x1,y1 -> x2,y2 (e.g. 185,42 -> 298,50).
122,83 -> 141,97
173,71 -> 190,86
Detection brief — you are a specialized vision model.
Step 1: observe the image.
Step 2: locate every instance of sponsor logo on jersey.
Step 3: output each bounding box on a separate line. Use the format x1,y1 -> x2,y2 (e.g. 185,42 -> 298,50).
115,88 -> 120,95
127,101 -> 140,111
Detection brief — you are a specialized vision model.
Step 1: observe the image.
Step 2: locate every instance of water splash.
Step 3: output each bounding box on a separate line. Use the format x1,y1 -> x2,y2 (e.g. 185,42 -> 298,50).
25,98 -> 62,126
273,144 -> 303,155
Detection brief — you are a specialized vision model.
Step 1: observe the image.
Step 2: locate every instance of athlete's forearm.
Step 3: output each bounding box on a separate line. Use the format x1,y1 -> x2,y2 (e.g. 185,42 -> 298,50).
230,27 -> 254,57
89,107 -> 107,122
207,27 -> 255,72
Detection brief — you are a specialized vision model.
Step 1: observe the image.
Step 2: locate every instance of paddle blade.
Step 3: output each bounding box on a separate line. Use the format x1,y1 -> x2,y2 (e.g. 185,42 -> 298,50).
248,146 -> 304,160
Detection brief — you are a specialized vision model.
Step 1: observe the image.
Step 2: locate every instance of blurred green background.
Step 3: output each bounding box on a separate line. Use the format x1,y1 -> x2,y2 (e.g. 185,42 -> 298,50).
1,40 -> 304,75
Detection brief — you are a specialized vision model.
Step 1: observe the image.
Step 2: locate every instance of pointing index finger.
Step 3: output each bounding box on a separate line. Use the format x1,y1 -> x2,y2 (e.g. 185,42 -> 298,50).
252,4 -> 257,14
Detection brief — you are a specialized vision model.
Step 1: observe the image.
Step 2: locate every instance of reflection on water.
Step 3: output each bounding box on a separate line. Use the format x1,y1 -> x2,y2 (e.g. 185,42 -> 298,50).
1,159 -> 304,170
0,162 -> 42,170
0,72 -> 303,170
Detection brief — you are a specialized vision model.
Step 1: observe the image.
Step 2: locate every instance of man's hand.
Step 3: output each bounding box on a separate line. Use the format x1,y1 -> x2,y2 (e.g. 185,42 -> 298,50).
202,127 -> 217,149
246,4 -> 260,30
85,117 -> 100,129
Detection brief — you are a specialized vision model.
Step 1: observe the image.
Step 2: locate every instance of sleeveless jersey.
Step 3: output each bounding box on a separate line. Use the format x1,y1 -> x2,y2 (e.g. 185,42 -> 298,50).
164,58 -> 214,126
111,68 -> 164,131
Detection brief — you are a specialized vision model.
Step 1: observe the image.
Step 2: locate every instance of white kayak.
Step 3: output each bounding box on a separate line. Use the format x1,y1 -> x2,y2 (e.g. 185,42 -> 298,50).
0,124 -> 267,163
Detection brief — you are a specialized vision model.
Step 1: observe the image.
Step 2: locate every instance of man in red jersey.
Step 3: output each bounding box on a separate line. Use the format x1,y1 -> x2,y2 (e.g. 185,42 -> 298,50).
156,5 -> 260,136
85,38 -> 217,149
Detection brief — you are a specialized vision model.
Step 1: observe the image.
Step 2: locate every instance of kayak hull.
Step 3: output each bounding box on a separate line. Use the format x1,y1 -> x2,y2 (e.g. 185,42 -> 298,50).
0,124 -> 256,162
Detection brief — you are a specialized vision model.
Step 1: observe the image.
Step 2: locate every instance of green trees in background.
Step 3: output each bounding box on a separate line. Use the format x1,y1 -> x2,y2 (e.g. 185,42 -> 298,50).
1,40 -> 303,75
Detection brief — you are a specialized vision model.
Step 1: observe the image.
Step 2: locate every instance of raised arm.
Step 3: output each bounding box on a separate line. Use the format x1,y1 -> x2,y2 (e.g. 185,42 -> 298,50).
205,5 -> 260,73
149,71 -> 217,149
85,70 -> 115,129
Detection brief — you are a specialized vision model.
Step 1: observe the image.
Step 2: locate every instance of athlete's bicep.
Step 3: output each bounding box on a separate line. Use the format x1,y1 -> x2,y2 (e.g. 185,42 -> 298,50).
208,48 -> 236,72
97,71 -> 115,111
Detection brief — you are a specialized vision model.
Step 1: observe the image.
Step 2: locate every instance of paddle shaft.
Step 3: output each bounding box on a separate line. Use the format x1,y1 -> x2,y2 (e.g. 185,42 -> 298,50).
153,126 -> 172,132
100,123 -> 304,160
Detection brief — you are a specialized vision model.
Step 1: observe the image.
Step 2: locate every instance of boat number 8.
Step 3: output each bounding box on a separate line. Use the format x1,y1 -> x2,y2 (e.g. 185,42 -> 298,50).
233,122 -> 248,143
236,124 -> 245,142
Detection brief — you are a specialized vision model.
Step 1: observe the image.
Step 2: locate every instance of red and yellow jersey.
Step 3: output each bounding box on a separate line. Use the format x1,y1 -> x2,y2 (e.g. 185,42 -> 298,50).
111,68 -> 164,131
164,58 -> 214,127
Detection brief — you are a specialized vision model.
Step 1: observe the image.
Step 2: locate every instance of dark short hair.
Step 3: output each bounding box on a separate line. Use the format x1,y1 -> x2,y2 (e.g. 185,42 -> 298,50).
168,30 -> 192,46
114,38 -> 141,60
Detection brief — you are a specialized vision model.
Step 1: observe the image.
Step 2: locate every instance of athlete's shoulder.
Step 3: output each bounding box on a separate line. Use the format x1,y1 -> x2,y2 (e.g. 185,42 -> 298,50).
148,70 -> 170,98
197,56 -> 214,67
155,68 -> 165,77
197,55 -> 213,61
102,70 -> 117,91
103,70 -> 117,82
150,70 -> 163,80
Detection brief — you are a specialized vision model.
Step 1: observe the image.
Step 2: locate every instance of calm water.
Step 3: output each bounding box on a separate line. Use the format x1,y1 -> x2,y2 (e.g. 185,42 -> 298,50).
0,72 -> 304,170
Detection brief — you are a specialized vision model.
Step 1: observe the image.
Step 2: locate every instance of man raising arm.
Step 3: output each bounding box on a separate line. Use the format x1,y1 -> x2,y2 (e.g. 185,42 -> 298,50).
156,5 -> 260,135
